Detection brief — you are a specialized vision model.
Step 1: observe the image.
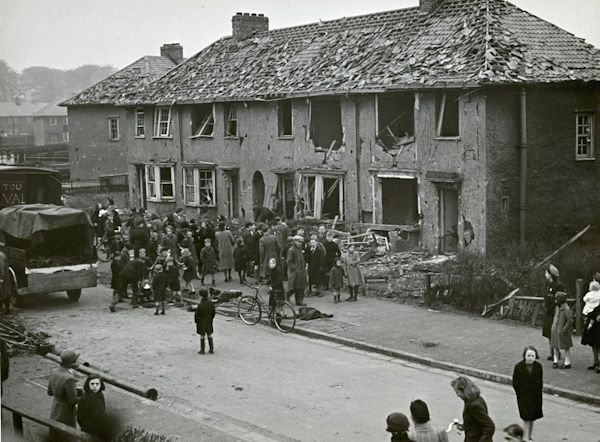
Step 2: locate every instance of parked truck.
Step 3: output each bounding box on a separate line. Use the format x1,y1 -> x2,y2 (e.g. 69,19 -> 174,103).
0,204 -> 97,307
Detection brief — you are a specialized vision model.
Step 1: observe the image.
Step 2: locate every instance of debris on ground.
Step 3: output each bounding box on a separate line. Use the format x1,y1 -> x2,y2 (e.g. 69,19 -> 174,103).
0,317 -> 52,354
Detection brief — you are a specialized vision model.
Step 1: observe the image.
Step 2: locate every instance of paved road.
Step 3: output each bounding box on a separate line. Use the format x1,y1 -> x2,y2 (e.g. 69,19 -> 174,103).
3,287 -> 600,441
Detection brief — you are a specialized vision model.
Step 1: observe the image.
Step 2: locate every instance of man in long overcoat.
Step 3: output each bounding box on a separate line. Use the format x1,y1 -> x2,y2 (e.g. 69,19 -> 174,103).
287,235 -> 307,306
259,228 -> 281,279
47,348 -> 82,438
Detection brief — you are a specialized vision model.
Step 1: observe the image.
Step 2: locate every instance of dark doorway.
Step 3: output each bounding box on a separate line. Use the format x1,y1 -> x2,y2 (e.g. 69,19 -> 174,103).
136,165 -> 147,209
439,187 -> 459,254
381,178 -> 418,225
227,172 -> 239,218
252,171 -> 265,208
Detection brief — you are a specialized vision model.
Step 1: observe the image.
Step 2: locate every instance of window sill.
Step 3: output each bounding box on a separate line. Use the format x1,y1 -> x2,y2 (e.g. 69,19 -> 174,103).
134,136 -> 145,139
575,157 -> 596,162
190,135 -> 214,139
224,136 -> 239,140
109,138 -> 121,142
278,135 -> 294,140
434,136 -> 461,141
152,136 -> 173,140
185,203 -> 217,208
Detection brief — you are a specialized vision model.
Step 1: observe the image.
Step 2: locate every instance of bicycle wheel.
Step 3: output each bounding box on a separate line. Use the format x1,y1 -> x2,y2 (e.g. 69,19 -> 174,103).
273,301 -> 296,333
96,241 -> 112,262
238,295 -> 262,325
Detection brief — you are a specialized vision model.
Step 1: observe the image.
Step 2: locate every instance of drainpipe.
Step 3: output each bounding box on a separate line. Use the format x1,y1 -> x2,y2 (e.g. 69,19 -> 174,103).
354,98 -> 363,222
519,88 -> 527,247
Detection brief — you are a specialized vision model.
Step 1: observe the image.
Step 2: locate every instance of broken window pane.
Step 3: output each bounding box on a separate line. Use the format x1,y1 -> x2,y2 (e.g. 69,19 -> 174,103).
192,104 -> 214,136
321,177 -> 341,219
278,99 -> 292,137
159,167 -> 174,198
436,92 -> 460,137
310,97 -> 342,150
184,168 -> 195,204
224,104 -> 238,137
377,93 -> 414,149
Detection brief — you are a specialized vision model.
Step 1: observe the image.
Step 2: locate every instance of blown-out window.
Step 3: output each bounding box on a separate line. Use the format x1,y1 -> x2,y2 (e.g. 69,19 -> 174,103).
224,104 -> 238,138
192,104 -> 214,137
145,165 -> 174,201
278,99 -> 292,137
309,97 -> 343,151
298,173 -> 344,220
183,167 -> 216,206
435,92 -> 460,137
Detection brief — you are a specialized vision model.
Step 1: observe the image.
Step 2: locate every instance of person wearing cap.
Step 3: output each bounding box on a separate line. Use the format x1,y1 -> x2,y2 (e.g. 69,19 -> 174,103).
194,289 -> 216,354
542,264 -> 564,360
47,349 -> 82,433
550,291 -> 573,369
287,235 -> 307,306
386,412 -> 415,441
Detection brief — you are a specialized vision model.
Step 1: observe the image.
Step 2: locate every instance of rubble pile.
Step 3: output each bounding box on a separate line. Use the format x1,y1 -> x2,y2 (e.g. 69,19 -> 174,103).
361,251 -> 451,299
0,317 -> 51,354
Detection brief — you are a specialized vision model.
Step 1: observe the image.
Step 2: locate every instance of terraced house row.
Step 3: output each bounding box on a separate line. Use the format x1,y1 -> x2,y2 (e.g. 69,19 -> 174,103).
62,0 -> 600,256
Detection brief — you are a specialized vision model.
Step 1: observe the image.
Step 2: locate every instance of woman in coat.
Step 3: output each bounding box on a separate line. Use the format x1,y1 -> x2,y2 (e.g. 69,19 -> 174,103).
287,235 -> 307,307
215,222 -> 235,282
581,281 -> 600,372
450,376 -> 495,442
551,291 -> 573,368
542,265 -> 564,360
512,346 -> 543,442
344,244 -> 364,302
47,349 -> 81,436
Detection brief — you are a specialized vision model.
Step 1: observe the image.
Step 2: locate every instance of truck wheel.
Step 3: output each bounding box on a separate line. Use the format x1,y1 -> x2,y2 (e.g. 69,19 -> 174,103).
67,289 -> 82,302
8,268 -> 24,308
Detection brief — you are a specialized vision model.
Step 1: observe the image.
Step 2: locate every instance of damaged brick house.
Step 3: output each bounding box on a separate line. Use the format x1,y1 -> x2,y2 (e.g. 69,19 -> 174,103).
61,44 -> 184,184
113,0 -> 596,256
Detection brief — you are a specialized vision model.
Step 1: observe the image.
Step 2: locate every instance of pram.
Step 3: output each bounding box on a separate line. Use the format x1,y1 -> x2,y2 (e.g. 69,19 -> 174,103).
138,279 -> 153,304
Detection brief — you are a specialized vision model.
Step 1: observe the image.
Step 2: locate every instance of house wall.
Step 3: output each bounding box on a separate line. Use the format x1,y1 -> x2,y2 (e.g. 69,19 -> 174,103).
525,85 -> 600,241
33,116 -> 67,146
126,91 -> 489,255
68,106 -> 128,184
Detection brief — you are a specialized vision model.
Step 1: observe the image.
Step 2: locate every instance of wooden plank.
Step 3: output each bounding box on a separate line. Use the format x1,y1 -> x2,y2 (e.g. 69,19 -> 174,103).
533,224 -> 591,271
27,267 -> 96,294
2,403 -> 92,440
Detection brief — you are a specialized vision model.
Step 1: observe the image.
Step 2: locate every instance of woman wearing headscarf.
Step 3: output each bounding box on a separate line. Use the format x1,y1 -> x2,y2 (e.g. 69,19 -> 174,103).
542,264 -> 564,360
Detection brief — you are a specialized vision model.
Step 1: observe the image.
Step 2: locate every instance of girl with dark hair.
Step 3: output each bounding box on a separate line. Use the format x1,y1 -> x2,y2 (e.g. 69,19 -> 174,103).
512,346 -> 543,442
450,376 -> 495,442
542,265 -> 564,360
77,374 -> 112,440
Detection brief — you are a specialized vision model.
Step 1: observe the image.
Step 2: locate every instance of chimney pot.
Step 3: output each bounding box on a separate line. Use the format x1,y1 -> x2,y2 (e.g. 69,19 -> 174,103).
420,0 -> 444,14
232,12 -> 269,41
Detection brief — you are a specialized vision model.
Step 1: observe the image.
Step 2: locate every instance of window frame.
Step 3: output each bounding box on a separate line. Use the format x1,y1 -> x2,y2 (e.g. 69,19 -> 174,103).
62,131 -> 69,142
309,97 -> 344,152
299,173 -> 344,220
224,104 -> 238,138
575,112 -> 595,160
182,167 -> 216,207
49,117 -> 57,126
63,117 -> 68,125
153,106 -> 172,138
145,165 -> 175,202
135,108 -> 145,138
435,92 -> 460,139
108,117 -> 120,141
49,133 -> 59,144
278,99 -> 293,138
191,104 -> 215,138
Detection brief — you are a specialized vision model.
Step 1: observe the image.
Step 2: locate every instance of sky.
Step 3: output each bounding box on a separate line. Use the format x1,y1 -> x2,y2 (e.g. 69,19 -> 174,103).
1,0 -> 599,72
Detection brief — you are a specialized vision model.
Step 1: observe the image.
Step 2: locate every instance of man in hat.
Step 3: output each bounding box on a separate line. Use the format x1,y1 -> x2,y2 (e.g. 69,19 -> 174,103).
386,412 -> 414,441
47,349 -> 82,436
286,235 -> 307,306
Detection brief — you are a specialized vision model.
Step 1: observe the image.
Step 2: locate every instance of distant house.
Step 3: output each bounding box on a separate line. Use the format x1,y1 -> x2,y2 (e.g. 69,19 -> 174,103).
73,0 -> 600,256
0,102 -> 46,150
32,102 -> 69,146
61,44 -> 183,185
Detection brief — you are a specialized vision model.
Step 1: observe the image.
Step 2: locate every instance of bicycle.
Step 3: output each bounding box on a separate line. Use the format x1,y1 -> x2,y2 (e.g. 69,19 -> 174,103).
237,283 -> 296,333
438,225 -> 458,255
96,229 -> 125,262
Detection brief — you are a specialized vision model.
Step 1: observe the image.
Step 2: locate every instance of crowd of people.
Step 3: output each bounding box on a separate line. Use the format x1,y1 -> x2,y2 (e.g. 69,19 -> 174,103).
92,203 -> 365,316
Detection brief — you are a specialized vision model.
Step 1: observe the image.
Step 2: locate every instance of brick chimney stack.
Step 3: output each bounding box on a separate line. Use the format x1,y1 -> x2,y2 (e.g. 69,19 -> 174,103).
160,43 -> 184,64
232,13 -> 269,41
420,0 -> 444,14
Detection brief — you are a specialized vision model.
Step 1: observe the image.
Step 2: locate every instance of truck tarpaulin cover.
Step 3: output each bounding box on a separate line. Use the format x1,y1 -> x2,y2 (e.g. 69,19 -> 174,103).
0,204 -> 94,250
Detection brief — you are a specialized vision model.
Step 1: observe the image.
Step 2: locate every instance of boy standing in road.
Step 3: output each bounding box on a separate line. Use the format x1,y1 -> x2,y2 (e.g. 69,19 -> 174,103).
195,289 -> 216,354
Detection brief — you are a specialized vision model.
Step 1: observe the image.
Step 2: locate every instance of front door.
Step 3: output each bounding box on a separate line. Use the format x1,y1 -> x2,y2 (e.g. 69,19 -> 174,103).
439,187 -> 459,254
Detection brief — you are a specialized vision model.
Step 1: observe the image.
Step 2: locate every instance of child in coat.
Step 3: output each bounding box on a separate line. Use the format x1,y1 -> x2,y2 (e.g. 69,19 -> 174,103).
200,238 -> 217,286
233,237 -> 247,283
329,258 -> 344,303
181,248 -> 196,295
152,264 -> 169,315
109,254 -> 123,313
194,289 -> 216,354
165,257 -> 181,303
344,244 -> 364,302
